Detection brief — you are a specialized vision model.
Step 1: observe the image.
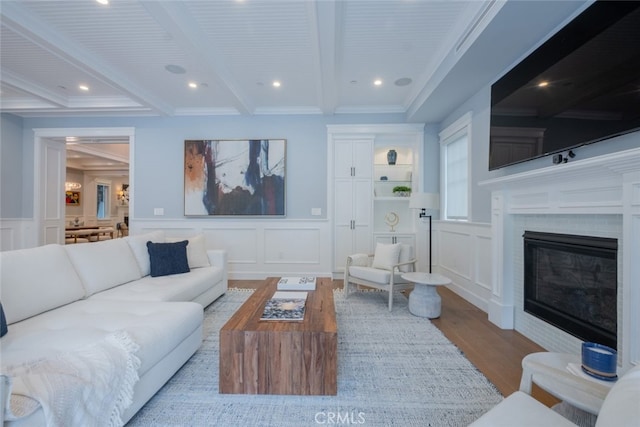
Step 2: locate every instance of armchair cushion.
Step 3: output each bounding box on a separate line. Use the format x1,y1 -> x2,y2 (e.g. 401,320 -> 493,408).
348,266 -> 407,284
469,391 -> 576,427
398,244 -> 414,273
372,243 -> 401,270
595,363 -> 640,426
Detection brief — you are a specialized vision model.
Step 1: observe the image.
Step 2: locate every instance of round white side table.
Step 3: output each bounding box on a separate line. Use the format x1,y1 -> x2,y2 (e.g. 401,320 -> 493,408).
401,272 -> 451,318
520,352 -> 613,415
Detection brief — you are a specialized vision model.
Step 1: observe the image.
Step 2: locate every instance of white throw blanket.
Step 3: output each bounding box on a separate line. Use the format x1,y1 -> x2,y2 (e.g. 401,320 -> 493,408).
2,330 -> 140,427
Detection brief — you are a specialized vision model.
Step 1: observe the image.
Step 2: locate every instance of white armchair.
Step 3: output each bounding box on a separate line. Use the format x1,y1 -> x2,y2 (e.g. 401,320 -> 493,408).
470,356 -> 640,427
345,243 -> 417,311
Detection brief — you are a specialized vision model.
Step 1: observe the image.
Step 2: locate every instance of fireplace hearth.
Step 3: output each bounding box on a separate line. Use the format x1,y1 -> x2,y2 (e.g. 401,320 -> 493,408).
523,231 -> 618,349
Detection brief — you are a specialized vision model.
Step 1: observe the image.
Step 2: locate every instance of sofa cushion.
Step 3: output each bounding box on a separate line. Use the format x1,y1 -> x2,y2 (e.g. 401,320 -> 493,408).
1,301 -> 7,337
0,300 -> 203,378
372,243 -> 401,270
0,244 -> 85,324
65,239 -> 142,297
595,364 -> 640,426
124,230 -> 165,276
166,234 -> 210,269
147,241 -> 190,277
87,266 -> 224,303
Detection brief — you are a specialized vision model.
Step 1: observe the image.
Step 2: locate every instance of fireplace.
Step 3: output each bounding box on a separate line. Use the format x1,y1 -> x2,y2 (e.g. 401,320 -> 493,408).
523,231 -> 617,349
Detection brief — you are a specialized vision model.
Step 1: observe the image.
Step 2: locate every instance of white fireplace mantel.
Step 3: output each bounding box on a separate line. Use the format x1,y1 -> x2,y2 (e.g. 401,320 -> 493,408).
479,146 -> 640,371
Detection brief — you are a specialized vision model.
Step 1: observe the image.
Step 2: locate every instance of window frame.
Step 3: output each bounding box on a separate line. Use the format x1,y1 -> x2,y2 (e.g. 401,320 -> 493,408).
439,112 -> 472,221
96,179 -> 112,220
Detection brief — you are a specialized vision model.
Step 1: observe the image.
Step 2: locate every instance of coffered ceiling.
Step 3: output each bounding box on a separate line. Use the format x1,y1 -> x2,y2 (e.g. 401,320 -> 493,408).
1,0 -> 588,122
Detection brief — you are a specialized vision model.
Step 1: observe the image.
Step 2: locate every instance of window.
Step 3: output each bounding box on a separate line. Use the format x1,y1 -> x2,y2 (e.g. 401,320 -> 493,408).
96,182 -> 111,219
440,113 -> 471,221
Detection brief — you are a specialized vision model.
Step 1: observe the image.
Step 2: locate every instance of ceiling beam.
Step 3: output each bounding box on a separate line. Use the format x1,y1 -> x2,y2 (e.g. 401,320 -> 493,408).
1,2 -> 175,116
0,68 -> 68,107
141,1 -> 253,115
310,1 -> 339,115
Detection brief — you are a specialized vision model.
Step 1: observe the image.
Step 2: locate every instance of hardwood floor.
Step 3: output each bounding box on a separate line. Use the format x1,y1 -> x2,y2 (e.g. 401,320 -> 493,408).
228,279 -> 559,406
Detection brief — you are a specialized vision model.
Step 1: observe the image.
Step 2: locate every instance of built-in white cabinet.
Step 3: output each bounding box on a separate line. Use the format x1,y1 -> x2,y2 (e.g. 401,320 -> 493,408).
374,233 -> 415,247
332,138 -> 373,272
328,124 -> 424,275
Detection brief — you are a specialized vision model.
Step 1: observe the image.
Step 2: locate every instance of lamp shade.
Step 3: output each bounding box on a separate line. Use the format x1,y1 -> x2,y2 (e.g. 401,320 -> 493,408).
409,192 -> 439,210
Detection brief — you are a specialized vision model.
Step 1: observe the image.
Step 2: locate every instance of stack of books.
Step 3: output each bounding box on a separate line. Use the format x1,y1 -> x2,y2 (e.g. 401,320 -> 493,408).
276,276 -> 316,291
260,291 -> 308,321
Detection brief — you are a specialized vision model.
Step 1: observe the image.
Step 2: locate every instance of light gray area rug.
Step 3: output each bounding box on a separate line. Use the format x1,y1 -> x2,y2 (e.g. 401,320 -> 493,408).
127,289 -> 503,426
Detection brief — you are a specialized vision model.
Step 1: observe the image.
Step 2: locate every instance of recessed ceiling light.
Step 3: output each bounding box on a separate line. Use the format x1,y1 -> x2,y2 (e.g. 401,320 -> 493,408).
272,81 -> 281,88
538,81 -> 549,88
79,85 -> 89,91
165,64 -> 186,74
374,79 -> 383,86
394,77 -> 412,87
65,137 -> 78,142
188,82 -> 198,89
96,0 -> 109,5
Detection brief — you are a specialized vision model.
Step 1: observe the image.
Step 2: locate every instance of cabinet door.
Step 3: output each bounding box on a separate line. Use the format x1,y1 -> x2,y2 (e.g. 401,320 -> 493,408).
332,138 -> 373,272
333,139 -> 372,179
352,177 -> 372,257
352,140 -> 372,179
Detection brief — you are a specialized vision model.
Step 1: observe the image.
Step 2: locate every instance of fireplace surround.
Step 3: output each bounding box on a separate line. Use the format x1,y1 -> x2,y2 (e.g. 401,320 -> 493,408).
523,231 -> 617,349
480,146 -> 640,372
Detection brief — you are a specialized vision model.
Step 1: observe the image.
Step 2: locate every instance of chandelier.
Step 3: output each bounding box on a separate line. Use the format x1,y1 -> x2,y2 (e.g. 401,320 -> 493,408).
65,181 -> 82,191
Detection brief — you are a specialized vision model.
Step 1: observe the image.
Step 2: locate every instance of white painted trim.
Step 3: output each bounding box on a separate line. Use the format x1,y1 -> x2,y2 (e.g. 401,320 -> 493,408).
32,127 -> 134,247
439,112 -> 472,221
479,146 -> 640,372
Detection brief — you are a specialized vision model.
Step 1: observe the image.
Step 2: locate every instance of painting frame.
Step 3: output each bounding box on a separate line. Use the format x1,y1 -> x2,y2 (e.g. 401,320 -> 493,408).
184,139 -> 286,217
65,190 -> 81,206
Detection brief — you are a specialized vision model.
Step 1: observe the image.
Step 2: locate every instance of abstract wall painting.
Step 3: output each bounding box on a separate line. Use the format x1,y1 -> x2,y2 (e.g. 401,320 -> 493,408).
184,139 -> 286,216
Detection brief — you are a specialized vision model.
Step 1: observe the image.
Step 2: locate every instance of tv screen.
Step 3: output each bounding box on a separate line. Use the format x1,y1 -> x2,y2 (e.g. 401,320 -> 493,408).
489,1 -> 640,170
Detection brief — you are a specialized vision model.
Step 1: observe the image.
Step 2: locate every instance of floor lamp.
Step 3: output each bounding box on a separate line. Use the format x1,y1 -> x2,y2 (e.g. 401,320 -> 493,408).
409,193 -> 440,274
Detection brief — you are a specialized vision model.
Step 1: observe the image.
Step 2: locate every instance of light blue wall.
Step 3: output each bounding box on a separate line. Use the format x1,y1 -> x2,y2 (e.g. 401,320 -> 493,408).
0,113 -> 24,218
10,113 -> 436,220
441,84 -> 640,223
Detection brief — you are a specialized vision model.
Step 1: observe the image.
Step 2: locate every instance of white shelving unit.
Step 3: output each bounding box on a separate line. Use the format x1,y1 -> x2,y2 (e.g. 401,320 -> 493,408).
328,124 -> 424,275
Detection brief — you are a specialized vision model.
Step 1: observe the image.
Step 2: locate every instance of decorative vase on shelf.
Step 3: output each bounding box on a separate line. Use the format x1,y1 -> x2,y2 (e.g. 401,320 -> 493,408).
387,149 -> 397,165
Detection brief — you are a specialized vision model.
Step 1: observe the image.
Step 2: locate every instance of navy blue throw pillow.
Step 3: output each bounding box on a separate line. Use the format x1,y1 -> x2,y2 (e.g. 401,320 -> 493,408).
146,240 -> 190,277
0,301 -> 7,337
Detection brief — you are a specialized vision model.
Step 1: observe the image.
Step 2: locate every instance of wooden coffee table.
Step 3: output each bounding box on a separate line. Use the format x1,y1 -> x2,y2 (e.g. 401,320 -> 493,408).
219,277 -> 337,395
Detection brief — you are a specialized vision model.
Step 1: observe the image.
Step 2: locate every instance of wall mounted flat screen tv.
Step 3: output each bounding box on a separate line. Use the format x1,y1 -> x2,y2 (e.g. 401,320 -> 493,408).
489,1 -> 640,171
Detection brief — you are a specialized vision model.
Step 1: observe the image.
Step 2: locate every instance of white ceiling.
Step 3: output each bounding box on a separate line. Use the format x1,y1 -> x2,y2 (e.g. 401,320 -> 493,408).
64,140 -> 129,173
1,0 -> 589,122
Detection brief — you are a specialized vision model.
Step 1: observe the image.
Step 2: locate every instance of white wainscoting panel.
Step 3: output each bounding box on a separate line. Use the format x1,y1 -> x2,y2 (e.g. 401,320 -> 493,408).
264,228 -> 320,264
132,219 -> 332,279
0,219 -> 36,251
1,223 -> 17,251
207,228 -> 259,264
436,221 -> 492,311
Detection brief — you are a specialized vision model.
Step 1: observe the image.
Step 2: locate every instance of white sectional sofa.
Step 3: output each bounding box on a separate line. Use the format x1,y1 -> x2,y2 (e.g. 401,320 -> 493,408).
0,231 -> 227,426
